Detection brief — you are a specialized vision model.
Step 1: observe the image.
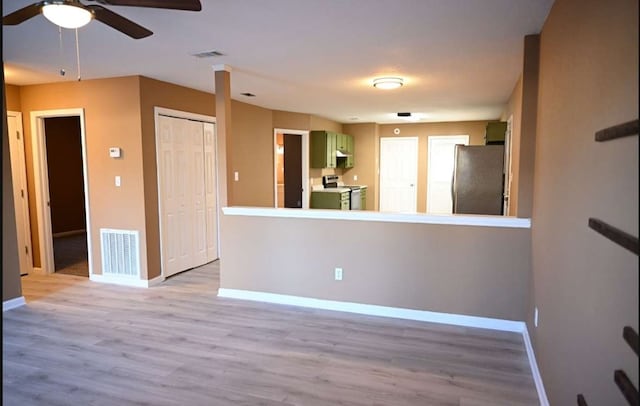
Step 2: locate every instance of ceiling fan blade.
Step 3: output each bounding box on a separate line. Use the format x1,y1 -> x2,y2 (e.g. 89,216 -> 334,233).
87,5 -> 152,39
94,0 -> 201,11
2,2 -> 45,25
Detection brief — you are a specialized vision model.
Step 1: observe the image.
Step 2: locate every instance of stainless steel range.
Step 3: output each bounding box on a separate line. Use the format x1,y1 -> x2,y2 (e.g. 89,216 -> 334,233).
322,175 -> 361,210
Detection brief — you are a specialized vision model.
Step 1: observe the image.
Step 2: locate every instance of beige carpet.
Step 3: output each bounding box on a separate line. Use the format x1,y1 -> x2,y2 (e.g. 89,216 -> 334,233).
53,233 -> 88,277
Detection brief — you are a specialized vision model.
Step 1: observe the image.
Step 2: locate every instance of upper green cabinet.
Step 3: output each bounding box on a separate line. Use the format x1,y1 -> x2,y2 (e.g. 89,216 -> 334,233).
485,122 -> 507,145
310,131 -> 355,169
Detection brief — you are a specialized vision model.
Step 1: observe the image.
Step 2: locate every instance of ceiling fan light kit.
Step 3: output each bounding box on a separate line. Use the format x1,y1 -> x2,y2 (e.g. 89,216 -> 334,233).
3,0 -> 202,39
373,77 -> 404,90
42,3 -> 93,29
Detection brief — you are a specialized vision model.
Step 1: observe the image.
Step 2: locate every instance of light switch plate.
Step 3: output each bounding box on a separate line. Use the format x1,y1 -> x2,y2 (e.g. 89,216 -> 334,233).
115,176 -> 121,187
109,147 -> 121,158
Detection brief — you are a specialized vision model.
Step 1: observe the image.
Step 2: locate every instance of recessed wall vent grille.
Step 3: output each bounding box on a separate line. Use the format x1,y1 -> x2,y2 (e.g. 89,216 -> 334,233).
192,50 -> 224,58
100,229 -> 140,278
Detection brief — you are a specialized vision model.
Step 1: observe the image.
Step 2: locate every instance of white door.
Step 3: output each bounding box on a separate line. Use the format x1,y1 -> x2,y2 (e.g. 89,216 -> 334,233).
426,135 -> 469,214
203,122 -> 218,262
7,112 -> 33,275
157,115 -> 217,278
379,137 -> 418,213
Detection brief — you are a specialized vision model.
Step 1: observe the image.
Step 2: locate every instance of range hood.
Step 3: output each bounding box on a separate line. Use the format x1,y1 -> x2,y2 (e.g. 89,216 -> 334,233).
336,150 -> 351,157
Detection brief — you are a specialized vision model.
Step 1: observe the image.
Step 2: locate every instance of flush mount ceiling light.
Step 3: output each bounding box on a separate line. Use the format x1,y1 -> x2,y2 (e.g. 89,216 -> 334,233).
42,2 -> 93,29
373,77 -> 404,90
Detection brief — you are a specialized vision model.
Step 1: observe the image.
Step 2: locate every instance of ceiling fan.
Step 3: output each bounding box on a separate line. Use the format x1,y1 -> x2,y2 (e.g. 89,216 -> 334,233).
2,0 -> 202,39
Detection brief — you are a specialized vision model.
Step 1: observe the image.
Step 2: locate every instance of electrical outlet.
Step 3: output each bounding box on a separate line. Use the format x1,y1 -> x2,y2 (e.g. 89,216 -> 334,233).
353,175 -> 358,181
534,307 -> 539,327
334,267 -> 343,281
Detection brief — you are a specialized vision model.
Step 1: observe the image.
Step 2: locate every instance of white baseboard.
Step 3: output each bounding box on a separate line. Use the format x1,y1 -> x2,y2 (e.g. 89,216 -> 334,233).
32,267 -> 45,274
523,327 -> 550,406
53,229 -> 86,238
90,274 -> 165,288
217,288 -> 526,333
217,288 -> 548,405
3,296 -> 26,312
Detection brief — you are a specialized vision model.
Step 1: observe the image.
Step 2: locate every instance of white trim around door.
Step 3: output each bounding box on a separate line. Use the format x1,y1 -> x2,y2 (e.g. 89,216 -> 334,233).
30,108 -> 93,276
7,111 -> 33,276
273,128 -> 310,209
426,135 -> 469,214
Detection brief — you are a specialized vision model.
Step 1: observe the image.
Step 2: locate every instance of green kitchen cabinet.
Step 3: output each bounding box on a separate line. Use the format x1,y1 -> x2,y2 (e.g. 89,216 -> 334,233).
485,122 -> 507,145
360,186 -> 367,210
338,134 -> 355,169
310,131 -> 337,168
311,191 -> 350,210
311,130 -> 355,169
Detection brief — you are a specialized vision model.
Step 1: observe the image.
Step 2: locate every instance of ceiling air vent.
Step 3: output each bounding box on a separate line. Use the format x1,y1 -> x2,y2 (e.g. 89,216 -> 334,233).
192,50 -> 224,58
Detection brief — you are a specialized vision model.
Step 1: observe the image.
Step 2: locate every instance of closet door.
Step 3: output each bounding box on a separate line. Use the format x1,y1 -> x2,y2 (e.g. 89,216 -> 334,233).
158,115 -> 216,278
188,119 -> 208,268
203,122 -> 218,261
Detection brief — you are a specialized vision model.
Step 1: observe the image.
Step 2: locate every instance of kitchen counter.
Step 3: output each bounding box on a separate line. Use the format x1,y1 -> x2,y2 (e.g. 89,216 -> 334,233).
223,207 -> 531,228
311,187 -> 351,193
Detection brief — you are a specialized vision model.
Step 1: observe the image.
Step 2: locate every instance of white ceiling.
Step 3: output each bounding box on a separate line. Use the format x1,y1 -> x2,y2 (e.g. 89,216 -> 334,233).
3,0 -> 554,124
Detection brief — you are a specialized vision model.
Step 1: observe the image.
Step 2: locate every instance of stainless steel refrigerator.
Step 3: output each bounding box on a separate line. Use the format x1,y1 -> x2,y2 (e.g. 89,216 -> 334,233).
452,145 -> 504,215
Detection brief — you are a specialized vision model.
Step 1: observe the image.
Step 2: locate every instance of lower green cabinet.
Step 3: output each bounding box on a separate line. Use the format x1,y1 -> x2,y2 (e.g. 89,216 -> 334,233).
360,187 -> 367,210
311,191 -> 350,210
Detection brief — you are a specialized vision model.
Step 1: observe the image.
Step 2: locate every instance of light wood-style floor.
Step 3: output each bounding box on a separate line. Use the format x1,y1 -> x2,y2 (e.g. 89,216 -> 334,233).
3,261 -> 539,405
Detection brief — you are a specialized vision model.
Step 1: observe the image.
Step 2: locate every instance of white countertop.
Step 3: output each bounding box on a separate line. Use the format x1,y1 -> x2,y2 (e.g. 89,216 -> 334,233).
311,188 -> 350,193
222,207 -> 531,229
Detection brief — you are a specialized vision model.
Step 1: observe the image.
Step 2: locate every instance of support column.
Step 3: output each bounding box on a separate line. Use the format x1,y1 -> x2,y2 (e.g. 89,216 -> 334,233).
213,64 -> 232,207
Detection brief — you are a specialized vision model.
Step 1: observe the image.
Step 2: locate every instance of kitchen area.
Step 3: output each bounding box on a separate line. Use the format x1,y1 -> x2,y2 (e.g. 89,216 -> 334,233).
307,130 -> 368,211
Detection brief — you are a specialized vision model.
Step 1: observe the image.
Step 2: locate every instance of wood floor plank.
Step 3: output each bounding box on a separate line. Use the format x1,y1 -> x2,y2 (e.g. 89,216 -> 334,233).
3,261 -> 539,405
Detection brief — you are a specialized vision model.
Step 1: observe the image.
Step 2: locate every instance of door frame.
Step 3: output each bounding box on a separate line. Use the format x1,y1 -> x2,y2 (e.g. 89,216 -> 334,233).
426,135 -> 469,214
7,111 -> 34,275
273,128 -> 309,209
30,108 -> 92,275
154,107 -> 218,279
379,136 -> 419,213
503,115 -> 514,216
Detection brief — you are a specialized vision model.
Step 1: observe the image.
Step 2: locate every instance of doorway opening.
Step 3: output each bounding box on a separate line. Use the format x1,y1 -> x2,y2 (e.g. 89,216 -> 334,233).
45,117 -> 88,276
426,135 -> 469,214
379,136 -> 418,213
273,129 -> 309,209
30,108 -> 92,277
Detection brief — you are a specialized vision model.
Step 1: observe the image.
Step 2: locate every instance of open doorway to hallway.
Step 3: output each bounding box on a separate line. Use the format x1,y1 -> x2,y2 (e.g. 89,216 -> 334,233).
273,129 -> 310,209
44,116 -> 88,277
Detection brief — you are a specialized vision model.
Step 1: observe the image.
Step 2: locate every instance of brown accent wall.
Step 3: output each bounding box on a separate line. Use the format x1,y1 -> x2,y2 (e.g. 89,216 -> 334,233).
377,121 -> 489,213
221,214 -> 531,321
5,84 -> 21,111
273,110 -> 310,130
343,123 -> 379,210
517,35 -> 540,219
531,0 -> 638,404
44,117 -> 86,234
17,77 -> 147,276
501,77 -> 523,216
230,100 -> 274,207
138,76 -> 216,279
3,70 -> 23,302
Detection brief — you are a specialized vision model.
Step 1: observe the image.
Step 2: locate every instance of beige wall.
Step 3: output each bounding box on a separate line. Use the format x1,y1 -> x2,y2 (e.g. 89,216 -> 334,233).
273,110 -> 310,130
501,77 -> 523,216
230,100 -> 274,207
376,121 -> 489,213
139,76 -> 216,279
3,72 -> 22,301
5,84 -> 21,111
221,214 -> 531,321
17,77 -> 148,277
343,123 -> 379,210
531,0 -> 638,404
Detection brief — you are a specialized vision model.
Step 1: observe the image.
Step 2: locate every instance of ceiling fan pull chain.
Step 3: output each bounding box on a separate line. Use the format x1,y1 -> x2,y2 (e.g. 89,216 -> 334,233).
58,26 -> 65,77
75,28 -> 82,81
